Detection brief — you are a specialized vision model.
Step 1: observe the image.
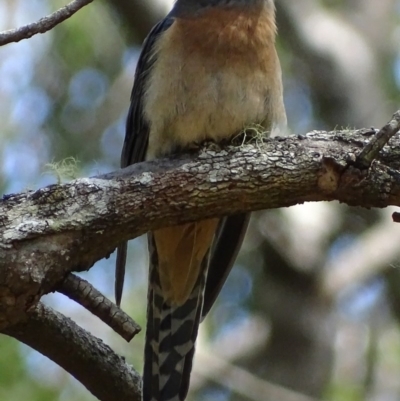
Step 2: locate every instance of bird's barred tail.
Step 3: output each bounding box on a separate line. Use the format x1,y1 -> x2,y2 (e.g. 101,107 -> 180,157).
143,234 -> 208,401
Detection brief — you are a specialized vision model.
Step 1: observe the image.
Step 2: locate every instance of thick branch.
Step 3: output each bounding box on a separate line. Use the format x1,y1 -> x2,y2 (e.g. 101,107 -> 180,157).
1,125 -> 400,400
1,128 -> 400,330
0,0 -> 94,46
3,303 -> 141,401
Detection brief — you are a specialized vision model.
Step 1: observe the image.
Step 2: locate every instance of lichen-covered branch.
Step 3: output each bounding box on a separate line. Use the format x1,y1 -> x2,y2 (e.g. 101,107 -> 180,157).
1,125 -> 400,401
1,128 -> 400,331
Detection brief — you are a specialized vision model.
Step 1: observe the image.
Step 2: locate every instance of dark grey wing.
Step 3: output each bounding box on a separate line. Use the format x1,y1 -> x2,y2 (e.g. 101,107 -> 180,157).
121,17 -> 174,168
115,17 -> 174,306
202,213 -> 251,318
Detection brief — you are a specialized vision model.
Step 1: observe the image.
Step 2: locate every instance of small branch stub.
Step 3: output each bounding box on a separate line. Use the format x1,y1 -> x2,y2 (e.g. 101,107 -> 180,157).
58,274 -> 141,342
392,212 -> 400,223
355,110 -> 400,169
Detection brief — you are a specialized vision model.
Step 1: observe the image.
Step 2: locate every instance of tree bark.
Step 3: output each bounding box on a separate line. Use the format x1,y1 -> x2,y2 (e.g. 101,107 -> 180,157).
1,127 -> 400,400
3,303 -> 142,401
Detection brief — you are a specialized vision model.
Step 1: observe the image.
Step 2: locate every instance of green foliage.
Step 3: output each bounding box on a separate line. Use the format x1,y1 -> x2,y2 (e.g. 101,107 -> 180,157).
325,383 -> 364,401
0,338 -> 59,401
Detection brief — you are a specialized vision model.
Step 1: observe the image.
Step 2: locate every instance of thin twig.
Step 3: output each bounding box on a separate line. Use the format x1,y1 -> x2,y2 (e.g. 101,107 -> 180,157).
58,273 -> 141,342
0,0 -> 94,47
355,110 -> 400,169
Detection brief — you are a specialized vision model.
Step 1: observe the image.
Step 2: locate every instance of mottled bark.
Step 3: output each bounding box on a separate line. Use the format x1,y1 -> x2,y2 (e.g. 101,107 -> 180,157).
1,128 -> 400,400
1,129 -> 400,329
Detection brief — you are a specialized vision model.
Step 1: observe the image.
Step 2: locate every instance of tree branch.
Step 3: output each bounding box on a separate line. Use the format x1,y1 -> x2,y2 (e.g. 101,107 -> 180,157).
0,0 -> 94,47
1,126 -> 400,331
1,119 -> 400,400
356,110 -> 400,169
57,273 -> 141,341
3,303 -> 141,401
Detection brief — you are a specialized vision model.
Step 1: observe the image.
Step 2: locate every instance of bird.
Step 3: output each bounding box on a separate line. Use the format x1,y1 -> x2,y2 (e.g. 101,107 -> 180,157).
115,1 -> 286,400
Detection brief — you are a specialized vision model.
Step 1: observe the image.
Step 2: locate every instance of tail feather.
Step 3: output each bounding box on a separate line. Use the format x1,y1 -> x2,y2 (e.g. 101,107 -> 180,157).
115,242 -> 128,306
144,234 -> 208,401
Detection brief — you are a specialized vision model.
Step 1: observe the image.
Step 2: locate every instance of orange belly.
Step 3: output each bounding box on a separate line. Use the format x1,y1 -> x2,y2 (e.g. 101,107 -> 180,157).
144,4 -> 286,159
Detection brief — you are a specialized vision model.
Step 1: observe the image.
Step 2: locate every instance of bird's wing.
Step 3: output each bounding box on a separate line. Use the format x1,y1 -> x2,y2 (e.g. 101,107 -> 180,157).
115,16 -> 174,306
